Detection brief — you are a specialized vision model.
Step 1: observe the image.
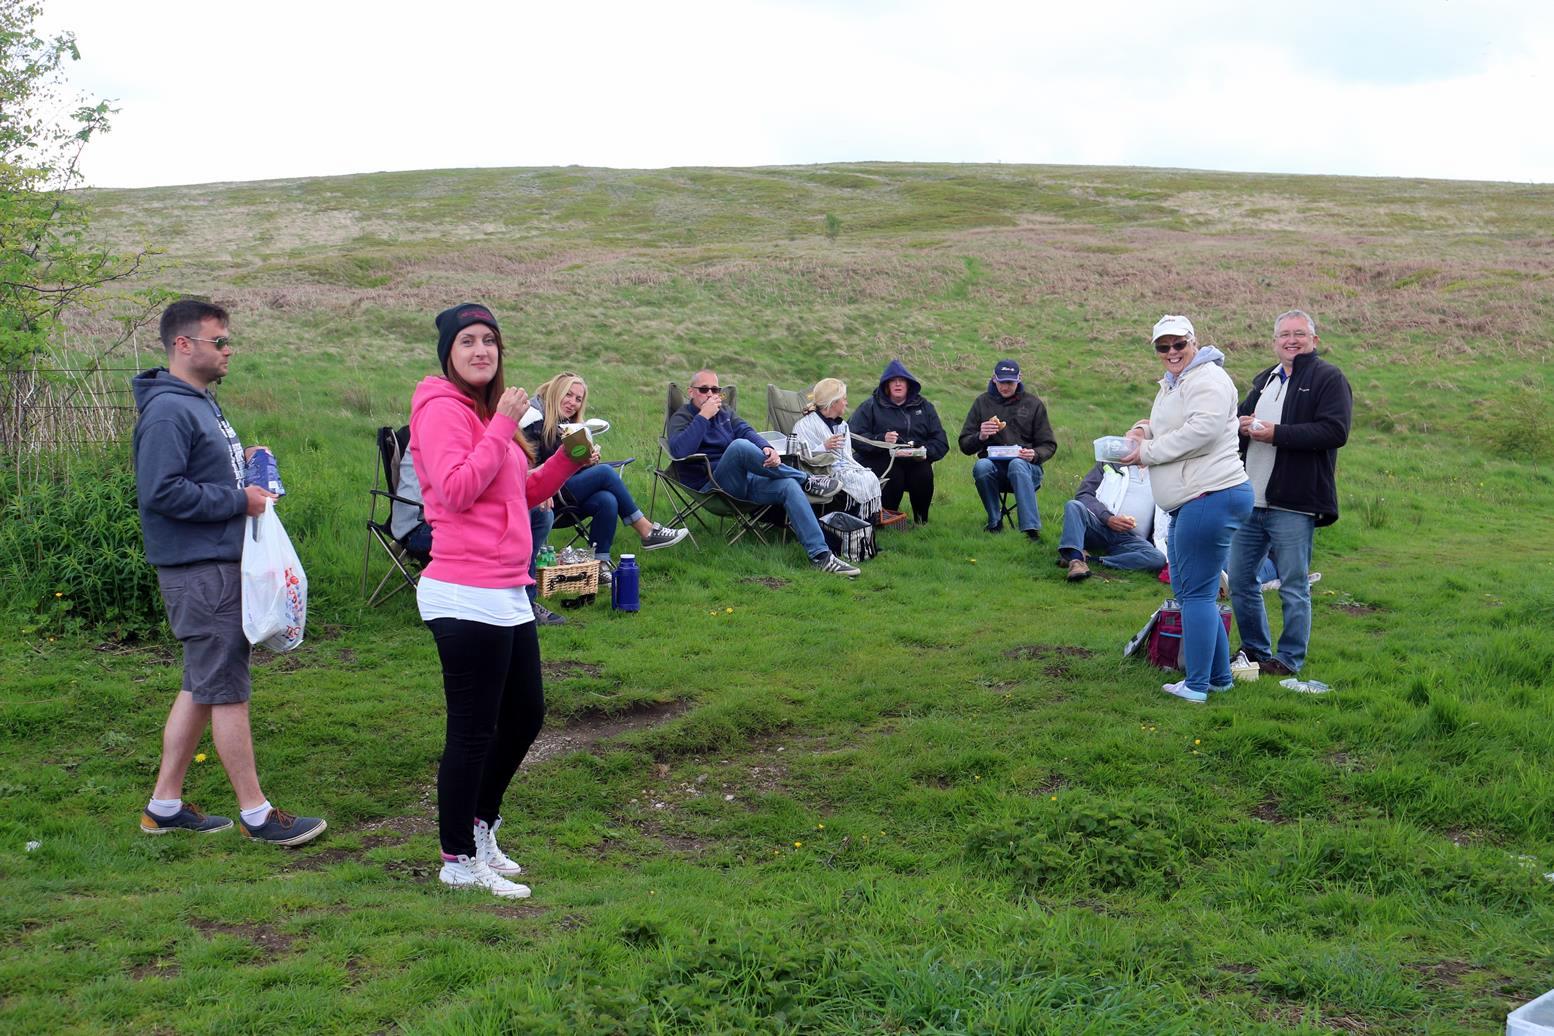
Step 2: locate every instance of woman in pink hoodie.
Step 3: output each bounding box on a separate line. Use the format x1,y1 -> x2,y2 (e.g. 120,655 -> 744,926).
409,303 -> 588,900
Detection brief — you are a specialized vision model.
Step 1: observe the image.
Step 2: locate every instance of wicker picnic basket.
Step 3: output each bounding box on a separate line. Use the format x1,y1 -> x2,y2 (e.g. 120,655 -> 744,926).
536,560 -> 599,600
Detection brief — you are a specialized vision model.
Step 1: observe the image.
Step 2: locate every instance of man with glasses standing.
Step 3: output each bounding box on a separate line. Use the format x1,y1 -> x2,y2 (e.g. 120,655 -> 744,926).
665,369 -> 858,576
1227,310 -> 1353,683
130,299 -> 326,844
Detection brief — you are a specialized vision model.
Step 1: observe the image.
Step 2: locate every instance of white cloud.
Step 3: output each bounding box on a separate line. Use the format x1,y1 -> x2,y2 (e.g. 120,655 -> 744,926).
39,0 -> 1554,187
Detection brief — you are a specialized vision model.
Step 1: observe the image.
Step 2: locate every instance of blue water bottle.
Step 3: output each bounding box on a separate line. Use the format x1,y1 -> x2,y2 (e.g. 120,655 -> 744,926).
244,448 -> 285,497
611,554 -> 640,612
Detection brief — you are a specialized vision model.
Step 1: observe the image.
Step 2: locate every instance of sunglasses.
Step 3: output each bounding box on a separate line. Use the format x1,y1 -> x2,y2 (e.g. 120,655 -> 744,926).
691,385 -> 722,393
186,336 -> 232,350
1154,339 -> 1191,354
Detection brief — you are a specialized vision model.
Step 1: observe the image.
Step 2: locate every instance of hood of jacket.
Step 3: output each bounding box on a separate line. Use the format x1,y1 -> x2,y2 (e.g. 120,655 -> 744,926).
983,380 -> 1025,405
411,374 -> 481,422
132,367 -> 208,413
873,359 -> 923,407
1163,345 -> 1226,388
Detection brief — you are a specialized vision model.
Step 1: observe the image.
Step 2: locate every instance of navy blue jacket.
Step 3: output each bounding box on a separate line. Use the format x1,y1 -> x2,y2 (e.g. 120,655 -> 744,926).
1237,350 -> 1352,527
848,359 -> 949,464
665,402 -> 771,490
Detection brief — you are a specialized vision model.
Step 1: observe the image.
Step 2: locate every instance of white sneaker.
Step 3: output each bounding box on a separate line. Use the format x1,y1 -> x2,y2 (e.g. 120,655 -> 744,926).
1259,577 -> 1282,592
1161,680 -> 1207,703
439,854 -> 530,898
474,817 -> 523,877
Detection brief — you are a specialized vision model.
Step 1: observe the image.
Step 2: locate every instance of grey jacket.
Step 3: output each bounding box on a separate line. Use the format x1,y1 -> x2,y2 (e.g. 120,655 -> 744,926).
131,368 -> 249,566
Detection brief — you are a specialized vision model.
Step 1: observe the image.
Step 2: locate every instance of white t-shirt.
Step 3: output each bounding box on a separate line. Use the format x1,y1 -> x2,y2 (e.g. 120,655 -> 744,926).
416,576 -> 534,626
1246,369 -> 1289,509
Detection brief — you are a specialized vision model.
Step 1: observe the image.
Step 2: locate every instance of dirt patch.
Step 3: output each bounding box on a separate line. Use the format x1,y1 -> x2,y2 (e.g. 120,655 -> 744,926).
188,918 -> 294,960
1336,602 -> 1379,616
526,699 -> 693,765
1034,773 -> 1067,795
1443,828 -> 1479,847
1219,962 -> 1259,976
542,659 -> 604,680
1407,960 -> 1475,989
1251,798 -> 1290,824
1003,644 -> 1096,661
381,858 -> 437,883
1325,752 -> 1365,772
740,576 -> 790,590
284,847 -> 356,871
478,901 -> 548,920
129,959 -> 181,981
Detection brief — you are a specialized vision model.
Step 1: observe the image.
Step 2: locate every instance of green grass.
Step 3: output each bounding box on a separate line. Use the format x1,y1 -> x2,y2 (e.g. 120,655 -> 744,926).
2,162 -> 1553,1033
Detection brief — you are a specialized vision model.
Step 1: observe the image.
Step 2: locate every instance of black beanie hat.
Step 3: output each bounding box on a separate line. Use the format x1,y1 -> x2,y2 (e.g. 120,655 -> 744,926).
435,303 -> 500,373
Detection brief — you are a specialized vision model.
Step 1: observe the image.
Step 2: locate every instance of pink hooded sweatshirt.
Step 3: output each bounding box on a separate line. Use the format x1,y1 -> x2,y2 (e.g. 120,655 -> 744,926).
409,376 -> 580,589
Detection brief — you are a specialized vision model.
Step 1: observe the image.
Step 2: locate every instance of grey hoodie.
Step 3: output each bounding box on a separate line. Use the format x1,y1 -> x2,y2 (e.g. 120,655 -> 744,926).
131,368 -> 249,566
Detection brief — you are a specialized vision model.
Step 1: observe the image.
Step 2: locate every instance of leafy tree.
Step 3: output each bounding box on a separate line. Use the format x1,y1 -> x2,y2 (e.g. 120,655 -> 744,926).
1,0 -> 153,372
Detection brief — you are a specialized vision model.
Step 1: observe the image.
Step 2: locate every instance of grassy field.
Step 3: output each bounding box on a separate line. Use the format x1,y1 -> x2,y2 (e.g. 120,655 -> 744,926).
2,162 -> 1553,1033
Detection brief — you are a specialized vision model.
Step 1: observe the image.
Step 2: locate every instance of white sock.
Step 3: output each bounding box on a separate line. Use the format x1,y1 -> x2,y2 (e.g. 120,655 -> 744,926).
240,801 -> 273,828
148,796 -> 182,818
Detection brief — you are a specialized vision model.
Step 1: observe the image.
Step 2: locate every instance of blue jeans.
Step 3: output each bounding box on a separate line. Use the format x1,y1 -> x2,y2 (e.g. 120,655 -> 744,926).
526,506 -> 555,603
972,457 -> 1043,531
1166,482 -> 1253,692
712,440 -> 827,559
563,464 -> 644,558
1229,508 -> 1316,672
1057,500 -> 1165,571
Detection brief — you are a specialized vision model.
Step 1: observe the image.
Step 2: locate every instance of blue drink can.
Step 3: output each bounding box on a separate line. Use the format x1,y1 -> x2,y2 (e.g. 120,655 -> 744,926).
245,448 -> 286,497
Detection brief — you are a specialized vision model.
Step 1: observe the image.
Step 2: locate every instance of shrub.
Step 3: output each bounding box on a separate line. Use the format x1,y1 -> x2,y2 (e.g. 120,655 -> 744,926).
0,452 -> 163,639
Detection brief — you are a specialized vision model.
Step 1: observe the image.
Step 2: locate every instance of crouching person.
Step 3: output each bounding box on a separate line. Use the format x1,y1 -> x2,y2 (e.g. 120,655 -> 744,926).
1056,460 -> 1166,581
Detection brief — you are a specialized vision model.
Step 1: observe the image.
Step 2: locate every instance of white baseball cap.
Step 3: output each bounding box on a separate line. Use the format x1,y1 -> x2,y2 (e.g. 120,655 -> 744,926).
1151,315 -> 1196,343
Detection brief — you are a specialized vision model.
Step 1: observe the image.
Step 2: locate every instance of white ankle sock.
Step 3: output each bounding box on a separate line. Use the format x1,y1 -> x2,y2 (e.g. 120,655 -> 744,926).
240,801 -> 273,827
148,796 -> 182,817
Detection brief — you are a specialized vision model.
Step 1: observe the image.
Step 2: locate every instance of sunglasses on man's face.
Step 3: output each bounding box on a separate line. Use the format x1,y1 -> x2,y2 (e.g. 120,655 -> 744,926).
692,385 -> 722,393
1154,339 -> 1191,354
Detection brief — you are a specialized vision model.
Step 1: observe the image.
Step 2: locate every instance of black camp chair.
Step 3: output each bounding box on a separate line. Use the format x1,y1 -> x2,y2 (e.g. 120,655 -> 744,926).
362,425 -> 429,607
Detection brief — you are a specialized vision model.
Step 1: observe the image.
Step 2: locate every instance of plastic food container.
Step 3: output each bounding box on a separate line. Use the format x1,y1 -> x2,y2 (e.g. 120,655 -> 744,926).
1508,988 -> 1554,1035
1093,436 -> 1132,463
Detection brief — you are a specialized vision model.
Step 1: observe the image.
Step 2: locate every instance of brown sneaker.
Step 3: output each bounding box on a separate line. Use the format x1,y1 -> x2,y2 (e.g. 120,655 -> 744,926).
1066,558 -> 1091,582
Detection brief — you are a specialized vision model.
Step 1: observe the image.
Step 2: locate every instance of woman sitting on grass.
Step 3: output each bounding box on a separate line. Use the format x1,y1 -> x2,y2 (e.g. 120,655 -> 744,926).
522,371 -> 688,581
792,378 -> 882,522
409,303 -> 592,900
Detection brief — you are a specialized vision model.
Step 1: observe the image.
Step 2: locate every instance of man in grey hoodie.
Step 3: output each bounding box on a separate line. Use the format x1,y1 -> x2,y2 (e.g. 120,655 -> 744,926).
131,299 -> 325,846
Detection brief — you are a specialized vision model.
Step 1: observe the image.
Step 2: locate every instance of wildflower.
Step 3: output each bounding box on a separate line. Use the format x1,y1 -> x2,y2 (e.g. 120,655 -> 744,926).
794,841 -> 803,848
54,592 -> 63,598
968,558 -> 977,564
816,823 -> 824,830
1194,739 -> 1201,745
195,753 -> 207,763
725,607 -> 733,613
649,890 -> 656,896
973,775 -> 981,781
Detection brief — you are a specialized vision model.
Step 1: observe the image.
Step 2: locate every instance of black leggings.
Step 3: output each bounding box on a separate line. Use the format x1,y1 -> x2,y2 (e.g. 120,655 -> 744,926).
425,618 -> 545,858
865,455 -> 936,522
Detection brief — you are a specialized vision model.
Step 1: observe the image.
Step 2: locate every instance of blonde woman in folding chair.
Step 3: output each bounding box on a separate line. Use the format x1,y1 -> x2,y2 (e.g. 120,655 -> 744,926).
791,378 -> 882,524
522,371 -> 688,583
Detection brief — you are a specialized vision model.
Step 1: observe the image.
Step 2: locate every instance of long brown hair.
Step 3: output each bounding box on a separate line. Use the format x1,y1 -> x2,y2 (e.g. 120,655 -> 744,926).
444,326 -> 536,461
535,370 -> 587,451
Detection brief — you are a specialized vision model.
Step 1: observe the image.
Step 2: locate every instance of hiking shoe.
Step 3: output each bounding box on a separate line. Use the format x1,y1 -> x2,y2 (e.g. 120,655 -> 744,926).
984,522 -> 1003,533
1066,558 -> 1091,582
140,802 -> 233,835
640,523 -> 689,550
533,602 -> 566,626
1024,528 -> 1042,542
812,551 -> 860,577
474,817 -> 522,877
802,474 -> 841,498
1260,658 -> 1296,677
439,855 -> 531,899
1161,680 -> 1208,704
239,808 -> 326,847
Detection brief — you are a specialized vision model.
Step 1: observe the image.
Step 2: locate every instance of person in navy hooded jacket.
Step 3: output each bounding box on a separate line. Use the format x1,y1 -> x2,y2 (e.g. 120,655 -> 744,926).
848,359 -> 949,524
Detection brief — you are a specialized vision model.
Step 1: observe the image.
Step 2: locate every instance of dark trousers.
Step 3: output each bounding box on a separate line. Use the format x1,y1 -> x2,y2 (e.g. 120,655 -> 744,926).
863,455 -> 935,521
425,618 -> 545,857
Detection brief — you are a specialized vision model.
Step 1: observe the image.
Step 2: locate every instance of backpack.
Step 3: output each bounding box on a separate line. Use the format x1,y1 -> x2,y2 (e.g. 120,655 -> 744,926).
1126,600 -> 1233,671
819,510 -> 876,563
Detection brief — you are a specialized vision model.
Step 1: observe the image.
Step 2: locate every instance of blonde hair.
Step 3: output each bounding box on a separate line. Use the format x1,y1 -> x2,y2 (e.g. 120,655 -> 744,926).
808,378 -> 847,415
535,371 -> 587,450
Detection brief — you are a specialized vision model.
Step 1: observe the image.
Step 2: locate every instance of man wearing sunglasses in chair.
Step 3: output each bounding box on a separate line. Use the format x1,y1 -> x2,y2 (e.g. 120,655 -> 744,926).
666,370 -> 859,576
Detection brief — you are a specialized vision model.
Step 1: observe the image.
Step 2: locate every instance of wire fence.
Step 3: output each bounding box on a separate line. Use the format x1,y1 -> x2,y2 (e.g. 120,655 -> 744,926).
0,364 -> 141,455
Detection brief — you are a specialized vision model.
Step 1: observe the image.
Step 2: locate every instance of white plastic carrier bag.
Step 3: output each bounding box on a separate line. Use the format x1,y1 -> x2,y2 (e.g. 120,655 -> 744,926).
241,500 -> 307,652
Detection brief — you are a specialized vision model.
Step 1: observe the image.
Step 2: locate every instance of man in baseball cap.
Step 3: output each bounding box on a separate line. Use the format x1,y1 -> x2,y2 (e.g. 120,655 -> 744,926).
957,358 -> 1057,538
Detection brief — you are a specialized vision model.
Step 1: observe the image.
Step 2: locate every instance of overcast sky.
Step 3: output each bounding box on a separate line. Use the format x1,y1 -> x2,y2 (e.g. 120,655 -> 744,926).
41,0 -> 1554,188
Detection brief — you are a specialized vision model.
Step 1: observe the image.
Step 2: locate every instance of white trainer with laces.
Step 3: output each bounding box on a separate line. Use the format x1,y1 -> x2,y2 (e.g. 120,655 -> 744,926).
474,817 -> 523,876
439,854 -> 531,899
1161,680 -> 1208,703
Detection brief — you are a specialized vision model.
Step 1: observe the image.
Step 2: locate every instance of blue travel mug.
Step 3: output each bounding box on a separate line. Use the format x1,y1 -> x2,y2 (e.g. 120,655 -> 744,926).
611,554 -> 640,612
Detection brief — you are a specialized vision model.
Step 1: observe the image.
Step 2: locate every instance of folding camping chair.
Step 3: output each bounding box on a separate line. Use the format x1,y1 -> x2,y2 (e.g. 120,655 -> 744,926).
647,383 -> 778,547
548,457 -> 636,552
362,425 -> 429,607
765,383 -> 896,515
